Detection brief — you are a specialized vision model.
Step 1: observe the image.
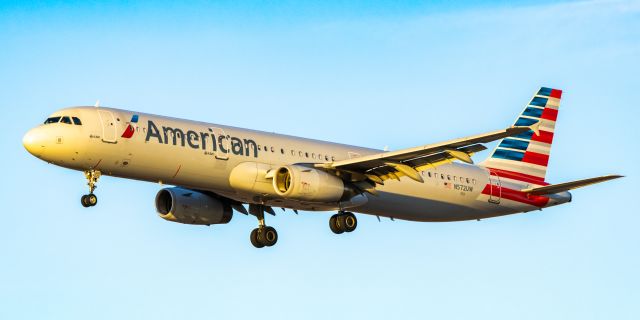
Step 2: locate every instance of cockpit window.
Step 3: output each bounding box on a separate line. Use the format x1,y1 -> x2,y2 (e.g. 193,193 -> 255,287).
44,117 -> 61,124
72,117 -> 82,125
60,116 -> 72,124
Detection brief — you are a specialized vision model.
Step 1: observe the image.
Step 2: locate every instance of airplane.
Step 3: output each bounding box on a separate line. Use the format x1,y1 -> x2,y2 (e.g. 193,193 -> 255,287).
22,87 -> 622,248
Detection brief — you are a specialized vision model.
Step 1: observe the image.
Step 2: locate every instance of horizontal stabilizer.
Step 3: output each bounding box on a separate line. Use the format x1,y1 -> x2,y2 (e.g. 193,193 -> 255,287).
522,175 -> 623,195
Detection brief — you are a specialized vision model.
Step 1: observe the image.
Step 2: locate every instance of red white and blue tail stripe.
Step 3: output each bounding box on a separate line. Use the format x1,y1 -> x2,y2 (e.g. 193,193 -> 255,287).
481,87 -> 562,185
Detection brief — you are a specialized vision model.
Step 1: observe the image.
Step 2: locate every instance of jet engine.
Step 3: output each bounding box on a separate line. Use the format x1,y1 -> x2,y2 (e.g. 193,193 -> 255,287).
155,187 -> 232,225
272,165 -> 345,202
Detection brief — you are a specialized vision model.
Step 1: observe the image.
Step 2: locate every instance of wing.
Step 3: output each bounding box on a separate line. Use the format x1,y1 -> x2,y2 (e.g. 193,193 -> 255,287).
522,175 -> 623,195
316,126 -> 534,186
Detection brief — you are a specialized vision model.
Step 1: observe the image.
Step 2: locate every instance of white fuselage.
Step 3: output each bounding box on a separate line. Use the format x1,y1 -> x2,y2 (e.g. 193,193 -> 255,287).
23,106 -> 570,222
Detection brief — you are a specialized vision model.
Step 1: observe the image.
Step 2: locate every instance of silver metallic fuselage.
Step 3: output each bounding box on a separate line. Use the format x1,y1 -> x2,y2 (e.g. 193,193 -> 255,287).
23,106 -> 571,222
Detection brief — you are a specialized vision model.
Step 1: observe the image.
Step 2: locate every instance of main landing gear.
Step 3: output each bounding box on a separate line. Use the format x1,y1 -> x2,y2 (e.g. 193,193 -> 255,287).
249,204 -> 278,248
81,169 -> 101,208
330,211 -> 357,234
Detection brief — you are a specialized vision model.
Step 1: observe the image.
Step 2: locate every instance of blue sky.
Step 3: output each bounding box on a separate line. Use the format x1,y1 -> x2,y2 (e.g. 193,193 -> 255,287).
1,1 -> 638,319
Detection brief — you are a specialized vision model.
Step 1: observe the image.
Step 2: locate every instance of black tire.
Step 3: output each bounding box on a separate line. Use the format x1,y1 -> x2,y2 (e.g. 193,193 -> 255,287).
80,195 -> 90,207
250,228 -> 264,248
343,212 -> 357,233
262,226 -> 278,247
329,214 -> 344,234
87,194 -> 98,207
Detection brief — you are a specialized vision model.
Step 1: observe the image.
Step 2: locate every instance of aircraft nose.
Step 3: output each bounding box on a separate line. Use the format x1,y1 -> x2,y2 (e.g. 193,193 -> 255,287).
23,127 -> 47,157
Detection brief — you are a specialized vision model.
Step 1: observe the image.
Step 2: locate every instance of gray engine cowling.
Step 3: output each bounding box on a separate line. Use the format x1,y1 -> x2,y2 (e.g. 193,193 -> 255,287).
155,187 -> 232,225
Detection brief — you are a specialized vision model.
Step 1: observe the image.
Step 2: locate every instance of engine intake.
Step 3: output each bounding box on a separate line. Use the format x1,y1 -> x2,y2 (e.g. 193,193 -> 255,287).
272,165 -> 345,202
155,187 -> 232,225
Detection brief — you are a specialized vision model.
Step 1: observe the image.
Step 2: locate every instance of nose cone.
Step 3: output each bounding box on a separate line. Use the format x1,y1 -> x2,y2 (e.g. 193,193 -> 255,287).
23,127 -> 47,157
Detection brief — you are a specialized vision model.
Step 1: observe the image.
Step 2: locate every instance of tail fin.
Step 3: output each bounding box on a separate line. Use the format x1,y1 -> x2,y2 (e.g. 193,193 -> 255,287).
480,87 -> 562,184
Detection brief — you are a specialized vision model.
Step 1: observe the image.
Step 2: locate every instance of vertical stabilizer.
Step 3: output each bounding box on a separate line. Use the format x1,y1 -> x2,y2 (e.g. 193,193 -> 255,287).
480,87 -> 562,184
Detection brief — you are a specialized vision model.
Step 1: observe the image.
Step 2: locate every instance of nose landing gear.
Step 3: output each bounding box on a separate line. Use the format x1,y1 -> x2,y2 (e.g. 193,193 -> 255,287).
81,169 -> 101,208
330,211 -> 357,234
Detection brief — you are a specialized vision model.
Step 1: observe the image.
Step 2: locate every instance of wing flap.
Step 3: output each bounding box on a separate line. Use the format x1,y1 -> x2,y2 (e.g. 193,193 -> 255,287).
522,175 -> 623,195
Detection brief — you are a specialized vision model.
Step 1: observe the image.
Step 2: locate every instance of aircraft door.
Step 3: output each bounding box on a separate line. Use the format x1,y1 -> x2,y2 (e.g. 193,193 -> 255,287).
210,127 -> 230,160
488,171 -> 501,204
98,110 -> 117,143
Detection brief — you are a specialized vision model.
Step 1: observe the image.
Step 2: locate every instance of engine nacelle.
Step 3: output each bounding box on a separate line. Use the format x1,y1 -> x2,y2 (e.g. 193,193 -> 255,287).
272,165 -> 345,202
155,187 -> 232,225
229,162 -> 279,197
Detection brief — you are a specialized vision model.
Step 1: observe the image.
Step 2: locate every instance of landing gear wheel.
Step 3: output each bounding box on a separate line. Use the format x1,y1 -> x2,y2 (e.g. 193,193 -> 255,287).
81,194 -> 98,207
329,214 -> 344,234
343,212 -> 357,233
248,204 -> 279,248
81,195 -> 90,207
250,228 -> 264,248
86,194 -> 97,207
250,227 -> 278,248
260,226 -> 278,247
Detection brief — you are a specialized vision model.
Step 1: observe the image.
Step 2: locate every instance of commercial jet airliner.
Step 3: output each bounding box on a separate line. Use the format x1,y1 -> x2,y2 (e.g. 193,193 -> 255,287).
23,87 -> 621,248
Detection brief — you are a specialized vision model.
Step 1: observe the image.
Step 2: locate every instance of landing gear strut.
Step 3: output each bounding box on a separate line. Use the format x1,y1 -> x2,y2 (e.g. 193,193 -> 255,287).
81,169 -> 101,207
249,204 -> 278,248
330,211 -> 357,234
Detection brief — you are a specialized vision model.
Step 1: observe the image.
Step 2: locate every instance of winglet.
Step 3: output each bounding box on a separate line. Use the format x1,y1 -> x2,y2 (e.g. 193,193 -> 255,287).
529,120 -> 541,136
94,100 -> 100,108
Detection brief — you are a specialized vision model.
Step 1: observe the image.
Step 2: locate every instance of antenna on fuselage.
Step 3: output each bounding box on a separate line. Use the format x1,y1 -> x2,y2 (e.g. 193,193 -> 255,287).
94,100 -> 100,108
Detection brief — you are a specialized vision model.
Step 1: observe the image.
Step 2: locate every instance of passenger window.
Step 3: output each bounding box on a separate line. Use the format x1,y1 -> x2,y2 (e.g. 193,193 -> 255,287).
299,151 -> 303,157
447,175 -> 451,180
331,156 -> 335,161
440,174 -> 445,179
325,155 -> 329,161
305,152 -> 309,158
264,146 -> 268,152
427,172 -> 432,178
466,178 -> 470,183
472,179 -> 476,185
312,153 -> 316,159
72,117 -> 82,125
44,117 -> 61,124
281,148 -> 285,154
60,116 -> 72,124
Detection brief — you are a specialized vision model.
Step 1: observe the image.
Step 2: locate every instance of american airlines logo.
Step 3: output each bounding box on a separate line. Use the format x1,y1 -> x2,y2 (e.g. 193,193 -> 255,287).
121,115 -> 139,138
144,120 -> 259,158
